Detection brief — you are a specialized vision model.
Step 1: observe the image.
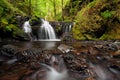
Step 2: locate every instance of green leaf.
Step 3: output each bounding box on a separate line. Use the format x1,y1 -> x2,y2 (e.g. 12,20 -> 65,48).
1,18 -> 8,25
5,25 -> 12,31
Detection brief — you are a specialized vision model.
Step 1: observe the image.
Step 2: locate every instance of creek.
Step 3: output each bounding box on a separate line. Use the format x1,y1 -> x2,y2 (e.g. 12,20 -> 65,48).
0,40 -> 120,80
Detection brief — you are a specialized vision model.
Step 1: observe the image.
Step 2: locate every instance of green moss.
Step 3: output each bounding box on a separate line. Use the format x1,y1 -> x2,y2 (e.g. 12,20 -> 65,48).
5,25 -> 12,32
12,26 -> 24,38
1,18 -> 8,25
100,33 -> 120,40
113,0 -> 120,3
99,34 -> 109,40
100,23 -> 120,40
101,10 -> 114,19
88,1 -> 96,8
72,0 -> 120,40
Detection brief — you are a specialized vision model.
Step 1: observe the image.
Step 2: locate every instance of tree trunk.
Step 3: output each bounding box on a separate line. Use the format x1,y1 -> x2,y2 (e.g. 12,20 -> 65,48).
53,0 -> 56,18
29,0 -> 32,16
61,0 -> 64,20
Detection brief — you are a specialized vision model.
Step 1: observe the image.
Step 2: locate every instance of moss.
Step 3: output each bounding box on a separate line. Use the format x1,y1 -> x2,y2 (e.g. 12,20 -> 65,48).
0,0 -> 27,38
88,1 -> 96,8
101,10 -> 115,19
72,0 -> 120,40
1,18 -> 8,26
100,23 -> 120,40
0,6 -> 3,15
12,26 -> 24,38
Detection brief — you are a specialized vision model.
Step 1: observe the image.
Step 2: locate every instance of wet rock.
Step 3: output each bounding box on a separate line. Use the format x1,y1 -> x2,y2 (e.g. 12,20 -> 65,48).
111,50 -> 120,58
0,44 -> 19,64
20,69 -> 46,80
1,44 -> 18,54
114,41 -> 120,46
57,44 -> 74,53
102,42 -> 119,51
114,50 -> 120,55
85,77 -> 95,80
0,41 -> 120,80
6,58 -> 18,64
68,71 -> 89,80
94,44 -> 103,49
17,48 -> 44,62
107,59 -> 120,73
61,33 -> 75,42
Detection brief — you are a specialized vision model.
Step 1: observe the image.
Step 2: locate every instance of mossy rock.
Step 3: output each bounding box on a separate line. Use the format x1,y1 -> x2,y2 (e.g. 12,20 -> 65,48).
72,0 -> 120,40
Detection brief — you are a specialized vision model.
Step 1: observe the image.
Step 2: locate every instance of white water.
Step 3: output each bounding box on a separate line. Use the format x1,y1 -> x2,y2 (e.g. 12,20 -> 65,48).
37,39 -> 61,41
23,21 -> 32,33
89,63 -> 116,80
40,55 -> 68,80
41,63 -> 68,80
62,22 -> 73,33
38,19 -> 56,40
65,24 -> 72,33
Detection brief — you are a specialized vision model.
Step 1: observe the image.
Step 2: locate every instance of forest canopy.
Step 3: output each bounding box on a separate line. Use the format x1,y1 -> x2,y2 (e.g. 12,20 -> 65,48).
7,0 -> 69,20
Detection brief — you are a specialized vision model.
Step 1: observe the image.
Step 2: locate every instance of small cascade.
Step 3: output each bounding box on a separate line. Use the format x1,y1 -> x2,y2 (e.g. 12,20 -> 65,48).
23,21 -> 32,33
38,19 -> 56,40
40,55 -> 68,80
89,62 -> 119,80
49,21 -> 74,39
62,22 -> 73,34
22,20 -> 33,41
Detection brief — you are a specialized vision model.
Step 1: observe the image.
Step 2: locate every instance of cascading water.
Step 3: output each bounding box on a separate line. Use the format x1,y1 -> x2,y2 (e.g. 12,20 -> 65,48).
22,18 -> 73,41
89,62 -> 120,80
40,55 -> 68,80
62,22 -> 73,34
65,24 -> 72,33
38,19 -> 56,40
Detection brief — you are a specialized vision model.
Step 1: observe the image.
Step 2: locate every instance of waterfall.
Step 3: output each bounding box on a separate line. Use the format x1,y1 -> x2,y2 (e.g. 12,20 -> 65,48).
38,19 -> 56,40
23,21 -> 32,33
62,22 -> 73,34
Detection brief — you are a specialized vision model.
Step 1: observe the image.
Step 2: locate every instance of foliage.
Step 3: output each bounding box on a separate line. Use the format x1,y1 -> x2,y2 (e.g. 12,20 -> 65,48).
9,0 -> 69,20
0,6 -> 3,15
3,0 -> 25,15
72,0 -> 120,40
5,25 -> 12,32
1,18 -> 8,25
12,25 -> 25,37
0,0 -> 70,38
101,10 -> 113,19
88,1 -> 96,8
0,0 -> 120,40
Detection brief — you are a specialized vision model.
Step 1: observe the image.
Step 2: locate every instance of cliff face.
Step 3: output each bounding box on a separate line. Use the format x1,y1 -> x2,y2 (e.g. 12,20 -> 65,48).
65,0 -> 120,40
